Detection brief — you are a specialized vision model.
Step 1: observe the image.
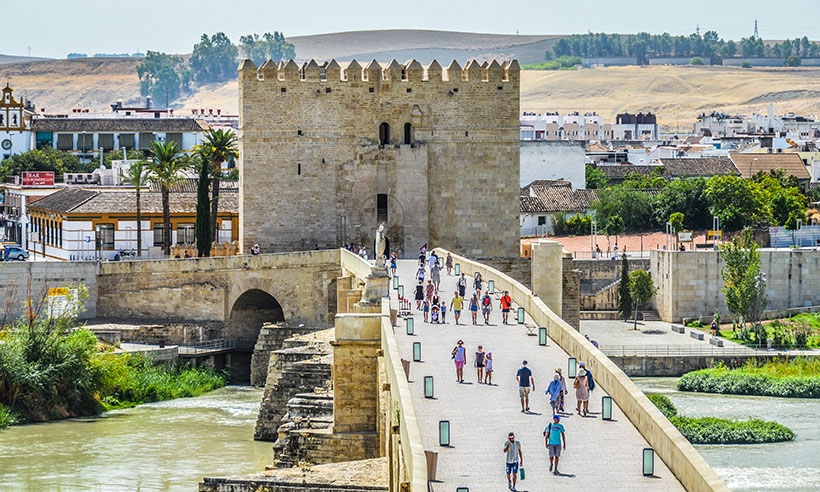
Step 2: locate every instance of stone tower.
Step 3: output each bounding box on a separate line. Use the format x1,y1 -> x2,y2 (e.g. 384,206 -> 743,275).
239,57 -> 520,259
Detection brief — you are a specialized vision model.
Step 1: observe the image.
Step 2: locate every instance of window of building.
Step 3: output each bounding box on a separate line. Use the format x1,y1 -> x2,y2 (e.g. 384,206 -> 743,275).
56,133 -> 74,151
177,223 -> 195,244
377,193 -> 388,223
537,216 -> 547,226
98,133 -> 115,151
119,133 -> 135,149
166,133 -> 183,147
78,133 -> 93,152
96,223 -> 115,250
139,133 -> 155,151
404,123 -> 413,144
153,223 -> 165,247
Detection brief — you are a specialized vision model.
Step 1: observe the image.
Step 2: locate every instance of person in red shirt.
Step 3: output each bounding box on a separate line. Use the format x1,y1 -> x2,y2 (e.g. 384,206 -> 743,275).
500,290 -> 513,325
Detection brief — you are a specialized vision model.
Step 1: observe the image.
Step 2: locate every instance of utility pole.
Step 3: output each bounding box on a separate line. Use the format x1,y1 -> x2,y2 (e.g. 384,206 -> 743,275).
754,20 -> 759,40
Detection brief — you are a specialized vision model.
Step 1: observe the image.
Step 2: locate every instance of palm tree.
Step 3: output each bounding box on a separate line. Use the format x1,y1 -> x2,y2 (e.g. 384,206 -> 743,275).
121,160 -> 150,257
148,141 -> 188,256
195,128 -> 238,243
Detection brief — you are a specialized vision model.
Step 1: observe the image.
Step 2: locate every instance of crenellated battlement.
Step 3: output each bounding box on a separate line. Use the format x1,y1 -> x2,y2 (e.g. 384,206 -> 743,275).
239,57 -> 519,84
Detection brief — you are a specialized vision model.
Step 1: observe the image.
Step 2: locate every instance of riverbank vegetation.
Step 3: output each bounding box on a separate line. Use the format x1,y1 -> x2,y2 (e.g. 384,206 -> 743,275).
647,393 -> 794,444
677,359 -> 820,398
0,287 -> 226,429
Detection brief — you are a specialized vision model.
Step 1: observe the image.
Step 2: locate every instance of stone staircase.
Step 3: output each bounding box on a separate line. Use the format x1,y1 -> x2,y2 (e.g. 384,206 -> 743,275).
640,310 -> 661,321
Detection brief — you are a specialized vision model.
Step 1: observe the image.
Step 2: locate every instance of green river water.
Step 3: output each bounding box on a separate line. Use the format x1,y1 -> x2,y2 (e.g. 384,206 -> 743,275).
635,377 -> 820,492
0,386 -> 271,492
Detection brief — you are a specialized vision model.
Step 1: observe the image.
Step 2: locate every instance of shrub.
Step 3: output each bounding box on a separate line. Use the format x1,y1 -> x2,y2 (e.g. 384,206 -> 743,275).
690,57 -> 705,65
0,404 -> 17,429
669,416 -> 794,444
647,393 -> 677,418
647,392 -> 794,444
677,359 -> 820,398
741,61 -> 752,68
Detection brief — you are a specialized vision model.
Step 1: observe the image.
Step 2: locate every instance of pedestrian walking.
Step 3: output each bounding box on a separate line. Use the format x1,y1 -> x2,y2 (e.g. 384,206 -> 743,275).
431,262 -> 441,290
445,252 -> 454,275
417,266 -> 425,283
414,281 -> 424,310
545,373 -> 563,414
458,273 -> 467,298
451,340 -> 466,383
481,290 -> 493,325
474,272 -> 483,292
440,301 -> 447,323
543,414 -> 566,475
574,369 -> 589,416
389,252 -> 397,277
428,251 -> 438,271
430,305 -> 440,324
450,291 -> 463,325
579,361 -> 595,395
418,244 -> 427,267
425,280 -> 435,303
475,345 -> 486,383
484,352 -> 494,384
503,432 -> 523,491
516,360 -> 535,413
469,293 -> 479,325
422,299 -> 430,323
431,290 -> 441,308
500,290 -> 512,325
555,368 -> 567,412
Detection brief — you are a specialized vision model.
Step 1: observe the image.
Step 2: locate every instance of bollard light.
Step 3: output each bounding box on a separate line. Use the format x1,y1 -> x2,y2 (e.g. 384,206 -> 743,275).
439,420 -> 450,446
398,285 -> 404,299
517,307 -> 525,324
456,488 -> 469,492
538,327 -> 547,346
438,256 -> 444,267
643,448 -> 655,476
568,357 -> 577,378
413,342 -> 421,362
406,317 -> 415,336
426,250 -> 431,260
455,263 -> 460,275
393,275 -> 399,290
424,376 -> 434,398
602,396 -> 612,420
488,280 -> 495,294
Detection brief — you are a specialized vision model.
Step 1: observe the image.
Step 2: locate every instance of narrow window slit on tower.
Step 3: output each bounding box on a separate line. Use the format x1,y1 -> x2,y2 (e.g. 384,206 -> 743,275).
377,194 -> 388,223
297,163 -> 302,175
280,87 -> 287,93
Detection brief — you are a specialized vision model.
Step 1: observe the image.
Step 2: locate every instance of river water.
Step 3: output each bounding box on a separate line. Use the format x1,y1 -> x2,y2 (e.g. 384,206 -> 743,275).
0,386 -> 271,492
635,378 -> 820,492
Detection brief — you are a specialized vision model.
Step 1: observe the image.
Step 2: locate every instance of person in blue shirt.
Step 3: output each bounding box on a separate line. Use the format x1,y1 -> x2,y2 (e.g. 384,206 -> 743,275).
543,414 -> 566,475
515,361 -> 535,413
545,373 -> 563,414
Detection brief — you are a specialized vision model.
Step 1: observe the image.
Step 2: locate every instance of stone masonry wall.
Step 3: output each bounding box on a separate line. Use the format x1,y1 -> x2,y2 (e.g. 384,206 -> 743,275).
561,256 -> 580,329
652,249 -> 820,322
0,261 -> 98,320
250,320 -> 331,386
239,59 -> 520,259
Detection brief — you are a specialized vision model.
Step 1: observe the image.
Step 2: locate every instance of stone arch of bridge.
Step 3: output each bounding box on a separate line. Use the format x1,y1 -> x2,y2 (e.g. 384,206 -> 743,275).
224,278 -> 287,341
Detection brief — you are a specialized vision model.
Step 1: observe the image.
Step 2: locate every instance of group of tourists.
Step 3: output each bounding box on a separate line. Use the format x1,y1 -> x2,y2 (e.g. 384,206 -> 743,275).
450,340 -> 494,384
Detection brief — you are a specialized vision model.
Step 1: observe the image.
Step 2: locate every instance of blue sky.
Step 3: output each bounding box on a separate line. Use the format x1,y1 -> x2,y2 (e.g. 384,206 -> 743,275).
5,0 -> 820,58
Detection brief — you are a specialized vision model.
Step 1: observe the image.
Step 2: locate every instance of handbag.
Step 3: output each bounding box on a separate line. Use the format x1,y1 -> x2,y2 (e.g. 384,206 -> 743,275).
519,466 -> 525,480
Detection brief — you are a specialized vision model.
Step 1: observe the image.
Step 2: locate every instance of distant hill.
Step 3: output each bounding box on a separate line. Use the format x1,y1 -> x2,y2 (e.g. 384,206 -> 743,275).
0,53 -> 51,65
3,30 -> 820,134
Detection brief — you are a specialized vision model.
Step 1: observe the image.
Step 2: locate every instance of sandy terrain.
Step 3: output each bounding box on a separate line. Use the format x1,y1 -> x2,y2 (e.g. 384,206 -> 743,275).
523,230 -> 711,258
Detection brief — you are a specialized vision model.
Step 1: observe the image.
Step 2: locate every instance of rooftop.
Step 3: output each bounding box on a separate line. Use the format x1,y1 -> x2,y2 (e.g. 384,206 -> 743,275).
729,153 -> 811,180
27,187 -> 238,215
30,118 -> 210,132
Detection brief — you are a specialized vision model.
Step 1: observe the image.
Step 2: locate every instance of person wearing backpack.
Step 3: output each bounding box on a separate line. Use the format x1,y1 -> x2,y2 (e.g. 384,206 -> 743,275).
579,361 -> 595,392
481,290 -> 493,325
543,414 -> 566,475
500,290 -> 513,325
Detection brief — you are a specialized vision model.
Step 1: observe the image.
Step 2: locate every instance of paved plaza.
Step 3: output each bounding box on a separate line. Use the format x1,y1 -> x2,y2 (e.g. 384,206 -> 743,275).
391,260 -> 684,492
580,320 -> 748,351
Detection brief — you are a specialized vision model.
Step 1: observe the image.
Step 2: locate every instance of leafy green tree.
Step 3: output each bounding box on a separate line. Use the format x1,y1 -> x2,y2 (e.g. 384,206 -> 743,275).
147,141 -> 188,256
103,150 -> 146,168
585,164 -> 608,189
194,128 -> 239,244
622,168 -> 667,189
603,214 -> 624,253
136,51 -> 187,106
653,177 -> 711,230
669,212 -> 685,249
628,270 -> 657,329
239,32 -> 295,66
0,147 -> 88,182
617,253 -> 633,321
784,55 -> 802,67
121,161 -> 151,257
722,40 -> 737,58
720,229 -> 766,342
593,186 -> 655,232
768,187 -> 806,226
784,210 -> 804,246
190,32 -> 239,84
690,57 -> 705,65
705,175 -> 769,231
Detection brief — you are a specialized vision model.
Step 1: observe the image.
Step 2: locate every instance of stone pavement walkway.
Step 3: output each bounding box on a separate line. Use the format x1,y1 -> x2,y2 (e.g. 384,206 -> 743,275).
391,260 -> 684,492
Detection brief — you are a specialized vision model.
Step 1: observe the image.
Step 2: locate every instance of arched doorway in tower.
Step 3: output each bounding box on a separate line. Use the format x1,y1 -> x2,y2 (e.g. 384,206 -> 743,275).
379,122 -> 390,145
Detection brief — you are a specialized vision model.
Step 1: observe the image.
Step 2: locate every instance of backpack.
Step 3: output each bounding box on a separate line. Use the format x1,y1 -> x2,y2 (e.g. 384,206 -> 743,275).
483,296 -> 491,306
587,371 -> 595,391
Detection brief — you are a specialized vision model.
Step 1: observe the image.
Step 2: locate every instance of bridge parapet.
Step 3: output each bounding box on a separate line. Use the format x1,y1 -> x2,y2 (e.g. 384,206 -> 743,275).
434,248 -> 729,492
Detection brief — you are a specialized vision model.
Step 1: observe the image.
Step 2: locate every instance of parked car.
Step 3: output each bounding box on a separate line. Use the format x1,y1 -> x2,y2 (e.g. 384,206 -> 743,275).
2,245 -> 29,261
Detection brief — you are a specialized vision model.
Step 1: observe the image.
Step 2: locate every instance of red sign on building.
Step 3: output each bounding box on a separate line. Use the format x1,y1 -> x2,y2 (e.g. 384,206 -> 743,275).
22,171 -> 55,186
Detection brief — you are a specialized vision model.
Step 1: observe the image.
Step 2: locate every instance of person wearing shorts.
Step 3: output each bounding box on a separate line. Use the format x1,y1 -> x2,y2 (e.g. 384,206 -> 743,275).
451,340 -> 466,383
450,291 -> 463,325
500,291 -> 512,324
474,345 -> 486,383
484,352 -> 494,384
503,432 -> 523,491
516,361 -> 534,413
481,290 -> 493,325
544,414 -> 566,475
469,294 -> 479,325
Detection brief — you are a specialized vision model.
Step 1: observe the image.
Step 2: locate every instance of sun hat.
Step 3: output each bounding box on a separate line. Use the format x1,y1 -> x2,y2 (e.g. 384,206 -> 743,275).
555,367 -> 562,373
578,369 -> 587,377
